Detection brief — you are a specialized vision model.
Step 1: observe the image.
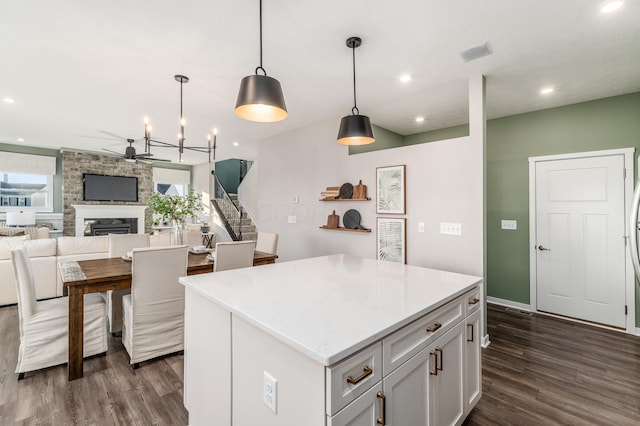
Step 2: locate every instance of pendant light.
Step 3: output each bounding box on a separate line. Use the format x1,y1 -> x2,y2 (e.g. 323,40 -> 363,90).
337,36 -> 375,145
235,0 -> 287,122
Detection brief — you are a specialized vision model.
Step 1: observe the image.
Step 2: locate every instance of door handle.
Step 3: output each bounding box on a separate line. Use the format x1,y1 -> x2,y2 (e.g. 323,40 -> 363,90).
537,245 -> 551,251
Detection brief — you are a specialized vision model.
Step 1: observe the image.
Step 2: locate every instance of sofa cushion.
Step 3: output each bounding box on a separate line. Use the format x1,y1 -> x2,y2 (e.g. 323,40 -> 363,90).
0,235 -> 31,259
56,236 -> 109,255
0,229 -> 26,236
0,226 -> 49,240
24,239 -> 57,258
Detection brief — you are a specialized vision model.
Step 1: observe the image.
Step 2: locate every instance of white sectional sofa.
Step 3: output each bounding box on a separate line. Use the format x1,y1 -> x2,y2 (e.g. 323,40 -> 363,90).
0,234 -> 171,306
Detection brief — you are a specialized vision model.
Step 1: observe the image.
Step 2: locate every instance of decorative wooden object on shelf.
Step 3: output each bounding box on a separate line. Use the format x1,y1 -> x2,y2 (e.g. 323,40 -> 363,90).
319,226 -> 371,233
319,181 -> 371,201
353,180 -> 367,199
326,210 -> 339,229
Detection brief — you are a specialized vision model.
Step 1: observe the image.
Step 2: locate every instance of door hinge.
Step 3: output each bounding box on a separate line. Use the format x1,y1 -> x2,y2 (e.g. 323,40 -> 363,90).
625,305 -> 628,315
624,235 -> 628,246
623,168 -> 627,179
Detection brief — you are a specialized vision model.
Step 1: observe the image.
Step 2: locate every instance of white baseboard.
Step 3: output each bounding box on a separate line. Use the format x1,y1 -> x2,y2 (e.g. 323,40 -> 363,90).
486,296 -> 531,312
481,334 -> 491,348
635,327 -> 640,337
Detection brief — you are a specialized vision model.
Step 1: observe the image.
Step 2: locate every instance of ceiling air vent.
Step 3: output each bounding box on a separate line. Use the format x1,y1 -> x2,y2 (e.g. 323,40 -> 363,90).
459,42 -> 493,62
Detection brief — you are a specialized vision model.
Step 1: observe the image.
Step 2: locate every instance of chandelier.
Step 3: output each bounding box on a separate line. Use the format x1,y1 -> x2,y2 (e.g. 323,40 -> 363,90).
142,75 -> 217,163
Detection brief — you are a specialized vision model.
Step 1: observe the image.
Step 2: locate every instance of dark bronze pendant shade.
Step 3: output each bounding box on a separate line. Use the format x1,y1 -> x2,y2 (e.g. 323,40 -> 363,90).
235,0 -> 287,123
337,113 -> 374,145
235,74 -> 287,122
337,36 -> 375,145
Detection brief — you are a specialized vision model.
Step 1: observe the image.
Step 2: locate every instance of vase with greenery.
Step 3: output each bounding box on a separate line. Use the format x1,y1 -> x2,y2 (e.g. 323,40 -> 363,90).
148,189 -> 203,245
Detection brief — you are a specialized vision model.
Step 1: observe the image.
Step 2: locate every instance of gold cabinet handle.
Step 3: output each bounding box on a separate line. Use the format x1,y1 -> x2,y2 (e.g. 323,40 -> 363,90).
376,391 -> 386,425
429,350 -> 438,376
467,323 -> 474,342
346,365 -> 373,385
426,322 -> 442,333
469,297 -> 480,305
435,347 -> 443,371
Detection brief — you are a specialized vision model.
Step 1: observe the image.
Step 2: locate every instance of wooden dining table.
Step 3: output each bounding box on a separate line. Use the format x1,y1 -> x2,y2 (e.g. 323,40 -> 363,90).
59,250 -> 277,381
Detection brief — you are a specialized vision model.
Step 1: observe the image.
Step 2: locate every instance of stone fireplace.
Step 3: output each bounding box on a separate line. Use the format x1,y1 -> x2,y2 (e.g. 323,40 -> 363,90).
72,205 -> 147,237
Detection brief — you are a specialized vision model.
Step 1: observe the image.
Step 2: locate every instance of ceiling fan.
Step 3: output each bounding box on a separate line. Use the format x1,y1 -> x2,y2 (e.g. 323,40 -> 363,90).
102,139 -> 171,163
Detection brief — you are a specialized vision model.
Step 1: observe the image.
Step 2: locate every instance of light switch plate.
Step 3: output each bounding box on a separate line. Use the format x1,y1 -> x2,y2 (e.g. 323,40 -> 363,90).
440,222 -> 462,236
287,215 -> 297,224
501,220 -> 517,230
292,195 -> 299,204
264,372 -> 277,413
418,222 -> 425,233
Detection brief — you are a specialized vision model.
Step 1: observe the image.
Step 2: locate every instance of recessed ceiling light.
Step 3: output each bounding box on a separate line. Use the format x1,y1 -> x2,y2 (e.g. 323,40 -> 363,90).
415,116 -> 425,123
399,74 -> 412,83
17,138 -> 24,142
540,87 -> 555,95
2,97 -> 15,104
233,141 -> 239,147
601,1 -> 623,13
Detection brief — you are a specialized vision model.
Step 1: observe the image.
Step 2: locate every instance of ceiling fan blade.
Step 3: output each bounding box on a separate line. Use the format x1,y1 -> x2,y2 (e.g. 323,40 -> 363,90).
78,134 -> 124,142
98,130 -> 128,141
102,148 -> 122,156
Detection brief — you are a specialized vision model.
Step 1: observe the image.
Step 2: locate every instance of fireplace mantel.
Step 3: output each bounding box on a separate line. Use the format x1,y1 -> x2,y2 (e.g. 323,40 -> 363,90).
72,205 -> 147,237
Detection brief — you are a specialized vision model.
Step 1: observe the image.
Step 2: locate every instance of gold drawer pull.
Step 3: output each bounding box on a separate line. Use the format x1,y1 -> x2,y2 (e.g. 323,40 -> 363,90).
347,365 -> 373,385
426,322 -> 442,333
376,391 -> 386,425
469,297 -> 480,305
429,351 -> 438,375
467,323 -> 474,342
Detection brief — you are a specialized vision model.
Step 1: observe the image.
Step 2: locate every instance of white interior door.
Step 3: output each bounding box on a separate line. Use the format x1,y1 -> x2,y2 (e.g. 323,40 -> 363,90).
535,154 -> 626,328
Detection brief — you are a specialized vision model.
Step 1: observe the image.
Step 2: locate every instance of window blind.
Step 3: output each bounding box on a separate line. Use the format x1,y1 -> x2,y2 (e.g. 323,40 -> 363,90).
0,152 -> 57,175
153,167 -> 190,186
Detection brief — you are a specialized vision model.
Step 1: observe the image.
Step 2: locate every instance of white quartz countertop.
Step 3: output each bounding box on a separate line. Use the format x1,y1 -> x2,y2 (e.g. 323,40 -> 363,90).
180,254 -> 482,366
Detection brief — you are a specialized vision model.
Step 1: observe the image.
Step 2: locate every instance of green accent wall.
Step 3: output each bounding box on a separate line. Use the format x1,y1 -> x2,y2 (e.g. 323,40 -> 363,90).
0,143 -> 63,212
215,158 -> 242,194
487,92 -> 640,327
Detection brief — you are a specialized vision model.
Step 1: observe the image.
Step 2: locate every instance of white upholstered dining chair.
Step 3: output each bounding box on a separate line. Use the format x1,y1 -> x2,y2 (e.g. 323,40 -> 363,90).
255,232 -> 279,255
10,247 -> 108,379
107,233 -> 150,335
121,245 -> 188,368
213,240 -> 256,272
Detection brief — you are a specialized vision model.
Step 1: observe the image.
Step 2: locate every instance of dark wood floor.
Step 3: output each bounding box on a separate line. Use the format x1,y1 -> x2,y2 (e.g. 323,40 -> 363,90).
465,304 -> 640,426
1,303 -> 639,425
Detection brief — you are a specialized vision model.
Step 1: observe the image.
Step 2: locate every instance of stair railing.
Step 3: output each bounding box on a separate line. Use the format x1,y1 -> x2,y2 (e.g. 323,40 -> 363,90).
212,171 -> 243,241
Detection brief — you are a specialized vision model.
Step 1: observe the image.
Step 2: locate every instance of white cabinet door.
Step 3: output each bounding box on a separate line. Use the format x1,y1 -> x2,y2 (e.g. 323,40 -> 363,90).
428,321 -> 465,426
464,309 -> 482,414
383,344 -> 430,425
328,383 -> 383,426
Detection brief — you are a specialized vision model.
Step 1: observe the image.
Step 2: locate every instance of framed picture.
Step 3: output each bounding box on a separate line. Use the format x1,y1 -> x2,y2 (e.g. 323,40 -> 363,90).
377,217 -> 406,264
376,165 -> 406,214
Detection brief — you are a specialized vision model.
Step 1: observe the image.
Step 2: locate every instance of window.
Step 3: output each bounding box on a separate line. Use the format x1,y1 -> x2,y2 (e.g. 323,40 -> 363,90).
0,172 -> 53,210
153,167 -> 190,197
155,182 -> 187,197
0,152 -> 56,213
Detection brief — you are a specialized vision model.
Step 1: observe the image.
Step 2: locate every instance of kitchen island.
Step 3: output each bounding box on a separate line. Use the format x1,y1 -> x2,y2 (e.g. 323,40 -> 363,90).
180,254 -> 483,426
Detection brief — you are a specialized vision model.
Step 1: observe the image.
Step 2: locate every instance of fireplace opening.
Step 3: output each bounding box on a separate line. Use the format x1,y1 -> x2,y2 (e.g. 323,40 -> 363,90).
84,218 -> 138,236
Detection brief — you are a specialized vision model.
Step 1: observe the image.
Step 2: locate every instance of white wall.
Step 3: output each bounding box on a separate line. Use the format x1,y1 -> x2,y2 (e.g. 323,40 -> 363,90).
256,78 -> 484,277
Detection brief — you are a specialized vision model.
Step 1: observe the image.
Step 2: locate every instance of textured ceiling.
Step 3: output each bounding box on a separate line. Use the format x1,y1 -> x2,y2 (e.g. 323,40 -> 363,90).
1,0 -> 638,165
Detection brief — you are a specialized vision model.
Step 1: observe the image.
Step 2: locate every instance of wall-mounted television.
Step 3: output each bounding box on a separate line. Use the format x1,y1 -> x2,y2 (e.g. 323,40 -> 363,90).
83,173 -> 138,202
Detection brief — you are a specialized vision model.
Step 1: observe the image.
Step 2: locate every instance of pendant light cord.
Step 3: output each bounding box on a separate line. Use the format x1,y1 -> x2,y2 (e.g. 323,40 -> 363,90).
256,0 -> 266,76
352,43 -> 359,115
